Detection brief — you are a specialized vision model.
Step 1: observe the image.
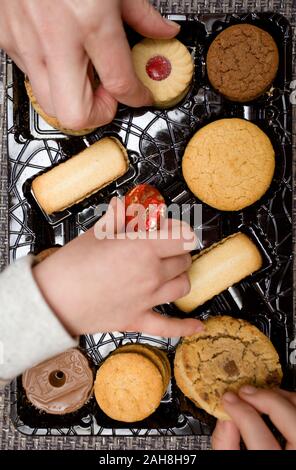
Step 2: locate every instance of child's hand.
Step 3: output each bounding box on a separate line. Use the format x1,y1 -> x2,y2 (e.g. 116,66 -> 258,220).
33,200 -> 203,337
0,0 -> 179,129
212,387 -> 296,450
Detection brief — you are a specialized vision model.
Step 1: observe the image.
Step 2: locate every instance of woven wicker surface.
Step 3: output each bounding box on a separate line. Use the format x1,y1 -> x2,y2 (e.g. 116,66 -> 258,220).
0,0 -> 295,450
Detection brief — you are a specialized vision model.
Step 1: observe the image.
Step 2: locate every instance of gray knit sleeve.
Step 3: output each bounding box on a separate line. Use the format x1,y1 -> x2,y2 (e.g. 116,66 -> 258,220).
0,255 -> 78,384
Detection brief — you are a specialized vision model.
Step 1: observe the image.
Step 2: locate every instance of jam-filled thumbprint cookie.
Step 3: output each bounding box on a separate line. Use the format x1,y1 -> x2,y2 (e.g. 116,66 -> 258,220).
132,38 -> 194,108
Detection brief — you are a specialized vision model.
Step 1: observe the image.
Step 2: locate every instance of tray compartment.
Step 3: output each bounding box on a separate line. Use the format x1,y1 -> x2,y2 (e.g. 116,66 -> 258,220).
8,12 -> 294,436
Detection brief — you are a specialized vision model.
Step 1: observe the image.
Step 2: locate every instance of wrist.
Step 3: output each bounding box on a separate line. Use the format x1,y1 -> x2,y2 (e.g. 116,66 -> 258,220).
33,260 -> 80,337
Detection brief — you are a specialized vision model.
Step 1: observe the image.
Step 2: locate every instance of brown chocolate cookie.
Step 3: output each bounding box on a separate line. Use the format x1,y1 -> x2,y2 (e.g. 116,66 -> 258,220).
206,24 -> 279,102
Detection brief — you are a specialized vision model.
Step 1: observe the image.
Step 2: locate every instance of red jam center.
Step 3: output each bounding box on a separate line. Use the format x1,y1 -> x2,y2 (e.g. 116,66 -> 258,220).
146,55 -> 172,81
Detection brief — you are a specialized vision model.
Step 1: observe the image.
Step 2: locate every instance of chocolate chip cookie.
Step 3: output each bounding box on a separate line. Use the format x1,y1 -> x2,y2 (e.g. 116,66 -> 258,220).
174,316 -> 282,420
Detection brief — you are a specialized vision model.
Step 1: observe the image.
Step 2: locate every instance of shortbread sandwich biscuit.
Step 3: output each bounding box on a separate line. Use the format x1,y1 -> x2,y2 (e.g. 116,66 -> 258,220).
94,352 -> 164,422
25,79 -> 95,136
132,38 -> 194,108
174,316 -> 283,420
182,118 -> 275,211
32,137 -> 129,214
175,232 -> 262,312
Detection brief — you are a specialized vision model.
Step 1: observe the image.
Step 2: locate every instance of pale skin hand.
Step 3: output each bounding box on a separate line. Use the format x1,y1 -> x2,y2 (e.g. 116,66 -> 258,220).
33,199 -> 203,337
212,386 -> 296,450
0,0 -> 180,129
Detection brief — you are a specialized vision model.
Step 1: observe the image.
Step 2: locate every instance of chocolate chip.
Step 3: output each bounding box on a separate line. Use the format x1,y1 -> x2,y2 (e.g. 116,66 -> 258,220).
266,370 -> 280,385
223,360 -> 239,377
202,392 -> 209,402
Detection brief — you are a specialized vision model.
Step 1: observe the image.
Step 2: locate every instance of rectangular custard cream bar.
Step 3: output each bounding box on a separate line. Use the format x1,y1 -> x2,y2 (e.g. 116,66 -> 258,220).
32,137 -> 129,214
175,232 -> 263,313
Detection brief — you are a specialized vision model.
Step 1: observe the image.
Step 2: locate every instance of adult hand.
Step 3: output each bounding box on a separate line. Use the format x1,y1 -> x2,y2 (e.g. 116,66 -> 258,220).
0,0 -> 180,129
212,386 -> 296,450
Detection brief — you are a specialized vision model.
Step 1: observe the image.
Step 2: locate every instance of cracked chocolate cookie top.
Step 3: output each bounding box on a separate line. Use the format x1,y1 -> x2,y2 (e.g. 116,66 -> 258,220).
206,24 -> 279,102
182,118 -> 275,211
174,316 -> 282,420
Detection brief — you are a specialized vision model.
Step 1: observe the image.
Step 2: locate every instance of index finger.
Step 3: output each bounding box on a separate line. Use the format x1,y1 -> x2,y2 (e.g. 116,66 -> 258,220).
85,19 -> 152,107
46,47 -> 117,130
239,387 -> 296,448
222,392 -> 281,450
139,220 -> 197,258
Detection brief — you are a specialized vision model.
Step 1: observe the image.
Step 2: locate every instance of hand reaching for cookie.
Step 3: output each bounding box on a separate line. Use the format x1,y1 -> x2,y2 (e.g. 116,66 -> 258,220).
33,198 -> 203,338
212,387 -> 296,450
0,0 -> 180,130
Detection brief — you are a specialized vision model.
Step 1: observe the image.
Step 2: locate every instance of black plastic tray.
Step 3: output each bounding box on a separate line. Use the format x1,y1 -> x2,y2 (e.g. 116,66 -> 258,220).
8,11 -> 295,436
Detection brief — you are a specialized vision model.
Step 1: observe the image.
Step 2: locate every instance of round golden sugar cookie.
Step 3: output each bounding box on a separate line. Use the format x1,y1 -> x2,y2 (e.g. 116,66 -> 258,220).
174,316 -> 283,420
112,344 -> 171,393
182,118 -> 275,211
94,352 -> 163,422
132,38 -> 194,108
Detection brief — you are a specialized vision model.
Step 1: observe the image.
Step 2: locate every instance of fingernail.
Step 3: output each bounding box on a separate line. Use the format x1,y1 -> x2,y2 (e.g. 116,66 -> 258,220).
182,227 -> 197,243
164,18 -> 181,31
223,392 -> 239,404
240,385 -> 257,395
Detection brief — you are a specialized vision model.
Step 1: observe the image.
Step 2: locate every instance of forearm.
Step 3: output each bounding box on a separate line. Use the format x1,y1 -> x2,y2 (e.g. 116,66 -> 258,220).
0,255 -> 77,386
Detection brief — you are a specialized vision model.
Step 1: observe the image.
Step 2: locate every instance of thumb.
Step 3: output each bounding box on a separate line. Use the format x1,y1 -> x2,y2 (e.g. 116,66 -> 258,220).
135,310 -> 204,338
94,197 -> 125,239
122,0 -> 180,39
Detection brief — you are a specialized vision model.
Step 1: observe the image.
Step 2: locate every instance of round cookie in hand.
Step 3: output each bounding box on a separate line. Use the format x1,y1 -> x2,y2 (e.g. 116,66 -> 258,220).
206,24 -> 279,102
174,316 -> 283,420
25,79 -> 96,136
182,118 -> 275,211
132,38 -> 194,108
